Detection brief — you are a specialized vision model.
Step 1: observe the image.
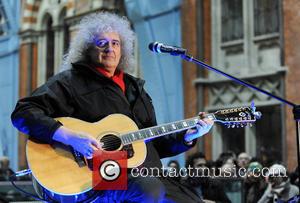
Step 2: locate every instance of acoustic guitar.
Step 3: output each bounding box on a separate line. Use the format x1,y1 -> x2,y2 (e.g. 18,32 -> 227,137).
26,105 -> 261,197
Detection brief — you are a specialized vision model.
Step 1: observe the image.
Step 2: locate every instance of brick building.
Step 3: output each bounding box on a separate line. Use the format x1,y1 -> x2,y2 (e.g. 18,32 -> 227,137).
182,0 -> 300,171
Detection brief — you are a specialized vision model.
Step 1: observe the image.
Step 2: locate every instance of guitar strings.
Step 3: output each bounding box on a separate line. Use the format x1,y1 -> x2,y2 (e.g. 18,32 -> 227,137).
98,124 -> 252,150
96,116 -> 224,149
98,123 -> 198,148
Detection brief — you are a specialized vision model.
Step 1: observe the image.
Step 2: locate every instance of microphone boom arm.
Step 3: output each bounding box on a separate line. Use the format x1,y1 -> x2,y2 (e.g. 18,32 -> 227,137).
181,54 -> 295,107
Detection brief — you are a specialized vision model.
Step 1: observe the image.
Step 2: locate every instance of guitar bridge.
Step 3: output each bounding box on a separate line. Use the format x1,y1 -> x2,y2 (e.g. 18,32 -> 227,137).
70,147 -> 86,167
122,144 -> 134,159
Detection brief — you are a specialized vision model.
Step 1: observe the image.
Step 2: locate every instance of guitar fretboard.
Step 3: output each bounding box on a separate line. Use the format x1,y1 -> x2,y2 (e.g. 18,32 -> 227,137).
120,114 -> 215,145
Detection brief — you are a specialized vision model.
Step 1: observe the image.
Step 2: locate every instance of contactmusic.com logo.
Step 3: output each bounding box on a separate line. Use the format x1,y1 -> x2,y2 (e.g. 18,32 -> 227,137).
93,150 -> 128,190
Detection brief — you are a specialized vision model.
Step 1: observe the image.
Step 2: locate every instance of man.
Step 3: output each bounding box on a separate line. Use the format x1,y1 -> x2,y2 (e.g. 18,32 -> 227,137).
185,152 -> 231,203
237,152 -> 251,177
11,12 -> 213,202
258,164 -> 299,203
167,160 -> 181,182
244,162 -> 267,203
0,156 -> 14,181
237,152 -> 251,169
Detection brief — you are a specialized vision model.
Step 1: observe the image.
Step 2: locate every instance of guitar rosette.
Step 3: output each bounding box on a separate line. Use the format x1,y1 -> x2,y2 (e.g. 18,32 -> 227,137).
93,150 -> 128,190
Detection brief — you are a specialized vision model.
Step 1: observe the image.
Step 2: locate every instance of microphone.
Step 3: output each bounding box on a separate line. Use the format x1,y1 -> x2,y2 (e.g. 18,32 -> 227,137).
148,42 -> 186,55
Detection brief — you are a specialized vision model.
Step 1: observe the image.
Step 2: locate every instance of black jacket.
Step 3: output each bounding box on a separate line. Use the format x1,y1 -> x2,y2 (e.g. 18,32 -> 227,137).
11,62 -> 195,169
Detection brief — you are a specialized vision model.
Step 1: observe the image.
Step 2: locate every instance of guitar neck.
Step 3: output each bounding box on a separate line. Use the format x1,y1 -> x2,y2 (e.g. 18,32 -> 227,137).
120,113 -> 215,145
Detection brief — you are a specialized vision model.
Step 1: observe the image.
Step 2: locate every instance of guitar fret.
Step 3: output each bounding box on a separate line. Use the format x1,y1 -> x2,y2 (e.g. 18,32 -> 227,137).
166,125 -> 172,132
138,132 -> 142,139
152,128 -> 159,135
156,128 -> 161,134
149,129 -> 154,136
133,132 -> 137,140
188,120 -> 196,126
140,131 -> 146,139
145,130 -> 149,138
144,130 -> 148,137
166,125 -> 172,133
171,124 -> 177,130
132,133 -> 136,141
176,122 -> 182,129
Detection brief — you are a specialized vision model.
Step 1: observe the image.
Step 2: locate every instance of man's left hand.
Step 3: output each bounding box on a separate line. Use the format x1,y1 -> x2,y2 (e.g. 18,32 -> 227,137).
184,112 -> 214,143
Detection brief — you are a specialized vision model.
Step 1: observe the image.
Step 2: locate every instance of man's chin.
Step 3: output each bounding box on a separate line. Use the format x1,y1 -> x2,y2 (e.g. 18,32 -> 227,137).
101,64 -> 118,72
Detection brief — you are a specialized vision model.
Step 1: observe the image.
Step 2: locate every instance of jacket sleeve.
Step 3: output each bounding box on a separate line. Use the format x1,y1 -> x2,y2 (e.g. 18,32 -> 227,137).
11,76 -> 74,143
257,184 -> 273,203
152,130 -> 197,159
142,90 -> 197,158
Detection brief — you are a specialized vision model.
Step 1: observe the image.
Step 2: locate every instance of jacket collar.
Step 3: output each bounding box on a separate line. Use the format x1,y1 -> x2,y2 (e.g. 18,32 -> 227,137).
71,61 -> 145,93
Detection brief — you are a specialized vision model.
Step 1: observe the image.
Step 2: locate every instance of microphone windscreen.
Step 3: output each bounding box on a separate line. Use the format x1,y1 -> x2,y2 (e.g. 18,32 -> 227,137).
148,42 -> 159,52
148,42 -> 155,51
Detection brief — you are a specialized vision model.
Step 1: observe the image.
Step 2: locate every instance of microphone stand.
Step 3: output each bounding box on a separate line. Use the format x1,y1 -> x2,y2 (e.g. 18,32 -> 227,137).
178,52 -> 300,187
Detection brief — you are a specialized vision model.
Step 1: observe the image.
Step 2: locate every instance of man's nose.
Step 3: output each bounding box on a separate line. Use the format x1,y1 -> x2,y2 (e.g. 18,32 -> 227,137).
104,43 -> 113,53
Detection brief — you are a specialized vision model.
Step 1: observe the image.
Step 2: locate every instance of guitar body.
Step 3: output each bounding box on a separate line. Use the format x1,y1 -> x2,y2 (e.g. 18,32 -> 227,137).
25,105 -> 260,199
26,114 -> 146,196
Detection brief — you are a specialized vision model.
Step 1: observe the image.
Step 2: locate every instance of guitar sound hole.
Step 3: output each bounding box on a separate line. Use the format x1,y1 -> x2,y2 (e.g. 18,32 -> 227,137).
100,134 -> 121,151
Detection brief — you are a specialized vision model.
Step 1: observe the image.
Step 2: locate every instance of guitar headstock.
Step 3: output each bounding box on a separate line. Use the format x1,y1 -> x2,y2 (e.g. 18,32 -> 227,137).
212,105 -> 262,128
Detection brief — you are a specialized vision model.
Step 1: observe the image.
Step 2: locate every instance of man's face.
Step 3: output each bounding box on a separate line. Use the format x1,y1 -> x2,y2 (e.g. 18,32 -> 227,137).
193,158 -> 209,177
91,32 -> 121,74
268,175 -> 285,187
168,162 -> 179,173
238,154 -> 250,168
193,158 -> 206,168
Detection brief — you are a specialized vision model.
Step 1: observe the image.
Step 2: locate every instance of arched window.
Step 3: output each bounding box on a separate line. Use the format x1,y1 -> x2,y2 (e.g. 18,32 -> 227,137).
45,15 -> 54,80
59,7 -> 69,54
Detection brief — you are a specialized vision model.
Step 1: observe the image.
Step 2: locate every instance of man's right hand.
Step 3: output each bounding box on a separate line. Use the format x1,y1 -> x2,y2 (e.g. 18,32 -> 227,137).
53,126 -> 103,159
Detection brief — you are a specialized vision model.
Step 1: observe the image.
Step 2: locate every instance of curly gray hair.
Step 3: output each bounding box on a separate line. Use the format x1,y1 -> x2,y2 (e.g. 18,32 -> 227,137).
61,12 -> 136,71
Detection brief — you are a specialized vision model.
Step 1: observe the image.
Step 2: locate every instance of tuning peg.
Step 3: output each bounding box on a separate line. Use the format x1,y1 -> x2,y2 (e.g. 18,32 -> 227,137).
249,123 -> 253,127
231,124 -> 235,128
251,101 -> 256,112
254,111 -> 262,119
